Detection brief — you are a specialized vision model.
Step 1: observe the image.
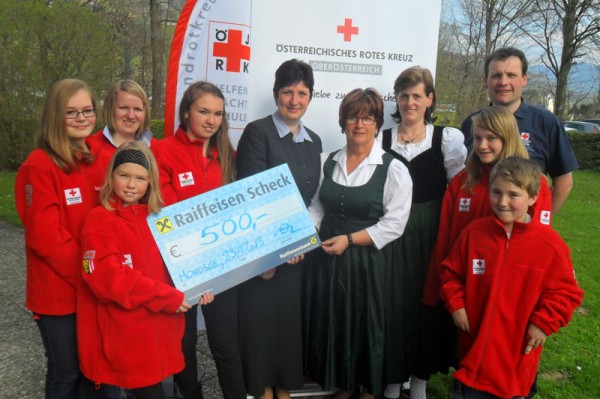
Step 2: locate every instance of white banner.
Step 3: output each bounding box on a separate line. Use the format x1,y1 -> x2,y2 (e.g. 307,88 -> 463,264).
165,0 -> 251,137
166,0 -> 441,151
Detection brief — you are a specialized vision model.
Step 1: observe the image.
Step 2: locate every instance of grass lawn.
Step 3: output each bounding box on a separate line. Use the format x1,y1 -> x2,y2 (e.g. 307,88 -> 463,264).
1,170 -> 599,397
429,170 -> 600,398
0,171 -> 19,226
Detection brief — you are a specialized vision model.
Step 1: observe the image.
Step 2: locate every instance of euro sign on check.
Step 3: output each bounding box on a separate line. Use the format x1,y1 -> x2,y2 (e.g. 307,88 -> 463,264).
147,164 -> 321,303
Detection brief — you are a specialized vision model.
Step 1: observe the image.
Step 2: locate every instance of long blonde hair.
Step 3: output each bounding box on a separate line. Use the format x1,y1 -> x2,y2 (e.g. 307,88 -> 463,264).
37,79 -> 96,172
100,141 -> 163,213
464,106 -> 528,193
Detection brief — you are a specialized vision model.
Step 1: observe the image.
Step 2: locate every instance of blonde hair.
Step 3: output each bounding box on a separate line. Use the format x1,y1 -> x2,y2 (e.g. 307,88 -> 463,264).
102,80 -> 151,139
490,157 -> 542,197
100,141 -> 162,213
37,79 -> 96,172
464,106 -> 528,193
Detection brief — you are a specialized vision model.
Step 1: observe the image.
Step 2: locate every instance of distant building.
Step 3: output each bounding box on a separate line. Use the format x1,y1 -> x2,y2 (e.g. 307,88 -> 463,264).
546,94 -> 555,113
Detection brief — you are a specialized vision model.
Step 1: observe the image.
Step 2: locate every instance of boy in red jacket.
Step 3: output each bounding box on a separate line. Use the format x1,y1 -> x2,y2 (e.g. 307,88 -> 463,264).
440,157 -> 583,399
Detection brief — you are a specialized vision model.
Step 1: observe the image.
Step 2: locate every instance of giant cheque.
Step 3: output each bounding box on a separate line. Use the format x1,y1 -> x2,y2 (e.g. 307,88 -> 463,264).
147,164 -> 321,302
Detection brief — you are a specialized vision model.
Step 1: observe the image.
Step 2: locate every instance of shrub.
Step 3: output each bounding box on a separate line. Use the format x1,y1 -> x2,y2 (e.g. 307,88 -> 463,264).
568,131 -> 600,173
150,119 -> 166,139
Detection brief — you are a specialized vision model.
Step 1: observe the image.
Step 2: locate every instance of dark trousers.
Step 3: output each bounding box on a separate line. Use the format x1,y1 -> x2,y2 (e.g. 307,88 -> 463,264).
460,383 -> 524,399
36,313 -> 125,399
35,313 -> 88,399
202,287 -> 246,399
174,306 -> 204,399
131,383 -> 166,399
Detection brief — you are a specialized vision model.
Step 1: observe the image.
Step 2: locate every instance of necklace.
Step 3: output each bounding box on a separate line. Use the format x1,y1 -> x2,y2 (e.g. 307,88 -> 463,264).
398,125 -> 426,145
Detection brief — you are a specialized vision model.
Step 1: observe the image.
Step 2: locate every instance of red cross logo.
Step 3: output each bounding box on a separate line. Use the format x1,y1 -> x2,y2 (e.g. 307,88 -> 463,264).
213,29 -> 251,73
69,189 -> 77,197
337,18 -> 358,42
521,133 -> 530,140
183,173 -> 189,179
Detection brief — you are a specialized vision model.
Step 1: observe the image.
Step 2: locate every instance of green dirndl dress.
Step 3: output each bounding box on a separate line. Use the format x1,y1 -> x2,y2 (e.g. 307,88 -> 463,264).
304,151 -> 403,396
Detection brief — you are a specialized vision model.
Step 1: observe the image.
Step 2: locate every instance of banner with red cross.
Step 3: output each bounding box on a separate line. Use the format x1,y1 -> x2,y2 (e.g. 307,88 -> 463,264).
166,0 -> 441,151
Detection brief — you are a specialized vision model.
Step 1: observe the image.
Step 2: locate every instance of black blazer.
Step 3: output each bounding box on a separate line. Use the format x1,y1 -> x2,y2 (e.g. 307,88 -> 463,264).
237,115 -> 322,207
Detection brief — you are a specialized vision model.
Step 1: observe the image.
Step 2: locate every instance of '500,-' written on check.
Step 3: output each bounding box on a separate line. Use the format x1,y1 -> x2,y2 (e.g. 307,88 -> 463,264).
147,164 -> 321,302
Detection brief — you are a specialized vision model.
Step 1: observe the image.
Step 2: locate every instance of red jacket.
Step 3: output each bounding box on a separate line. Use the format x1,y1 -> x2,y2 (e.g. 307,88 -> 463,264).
422,165 -> 552,305
77,200 -> 185,388
151,128 -> 224,205
440,215 -> 583,398
15,149 -> 104,315
86,129 -> 157,183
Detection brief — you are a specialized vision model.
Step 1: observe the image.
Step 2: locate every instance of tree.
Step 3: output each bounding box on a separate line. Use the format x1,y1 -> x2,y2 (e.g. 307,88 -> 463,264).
0,0 -> 121,169
521,0 -> 600,118
436,0 -> 533,123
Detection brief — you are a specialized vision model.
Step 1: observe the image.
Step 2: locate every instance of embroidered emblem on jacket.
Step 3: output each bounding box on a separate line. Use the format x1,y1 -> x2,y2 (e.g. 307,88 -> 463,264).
540,210 -> 551,225
83,250 -> 96,274
459,198 -> 471,212
25,185 -> 33,208
472,259 -> 485,275
520,132 -> 532,149
178,172 -> 195,187
122,254 -> 133,269
64,187 -> 83,205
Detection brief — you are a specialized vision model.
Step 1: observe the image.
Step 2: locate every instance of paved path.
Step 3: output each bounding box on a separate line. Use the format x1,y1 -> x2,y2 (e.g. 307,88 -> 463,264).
0,220 -> 332,399
0,219 -> 46,398
0,220 -> 222,399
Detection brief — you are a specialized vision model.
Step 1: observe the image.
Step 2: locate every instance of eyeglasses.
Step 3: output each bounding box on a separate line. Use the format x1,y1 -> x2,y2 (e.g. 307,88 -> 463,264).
347,116 -> 376,125
65,109 -> 96,119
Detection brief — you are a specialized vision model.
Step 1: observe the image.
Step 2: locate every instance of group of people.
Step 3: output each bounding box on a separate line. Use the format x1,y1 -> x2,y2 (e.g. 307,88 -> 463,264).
16,47 -> 583,399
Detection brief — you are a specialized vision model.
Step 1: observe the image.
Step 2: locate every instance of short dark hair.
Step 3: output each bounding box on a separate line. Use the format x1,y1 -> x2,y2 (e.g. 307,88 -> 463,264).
272,59 -> 314,102
338,88 -> 384,132
484,47 -> 528,78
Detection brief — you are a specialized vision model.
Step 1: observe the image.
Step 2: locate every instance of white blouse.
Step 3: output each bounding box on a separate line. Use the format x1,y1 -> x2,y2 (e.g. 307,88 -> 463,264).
308,144 -> 413,250
384,124 -> 467,180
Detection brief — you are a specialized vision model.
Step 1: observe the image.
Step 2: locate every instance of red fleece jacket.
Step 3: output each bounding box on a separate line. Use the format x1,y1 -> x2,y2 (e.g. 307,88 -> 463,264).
86,130 -> 157,183
440,215 -> 583,398
423,165 -> 552,305
151,128 -> 224,206
77,200 -> 184,388
15,149 -> 104,315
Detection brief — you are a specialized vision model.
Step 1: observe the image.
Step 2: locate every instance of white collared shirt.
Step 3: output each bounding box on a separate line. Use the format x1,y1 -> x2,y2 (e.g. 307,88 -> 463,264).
102,126 -> 153,148
308,144 -> 412,249
272,111 -> 313,143
381,124 -> 467,180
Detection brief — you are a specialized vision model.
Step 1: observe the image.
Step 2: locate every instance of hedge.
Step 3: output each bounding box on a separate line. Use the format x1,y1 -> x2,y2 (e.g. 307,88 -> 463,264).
2,120 -> 599,173
567,131 -> 600,173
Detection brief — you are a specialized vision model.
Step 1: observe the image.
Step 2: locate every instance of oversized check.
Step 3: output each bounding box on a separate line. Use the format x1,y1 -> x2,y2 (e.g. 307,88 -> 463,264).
147,164 -> 321,302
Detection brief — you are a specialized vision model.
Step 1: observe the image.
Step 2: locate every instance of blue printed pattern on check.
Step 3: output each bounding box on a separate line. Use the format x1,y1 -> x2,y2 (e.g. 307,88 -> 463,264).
147,164 -> 321,302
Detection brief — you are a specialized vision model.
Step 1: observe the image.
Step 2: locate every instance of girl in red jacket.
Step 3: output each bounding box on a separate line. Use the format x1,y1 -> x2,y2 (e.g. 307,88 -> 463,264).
15,79 -> 105,398
77,141 -> 213,399
423,106 -> 553,306
152,81 -> 239,399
